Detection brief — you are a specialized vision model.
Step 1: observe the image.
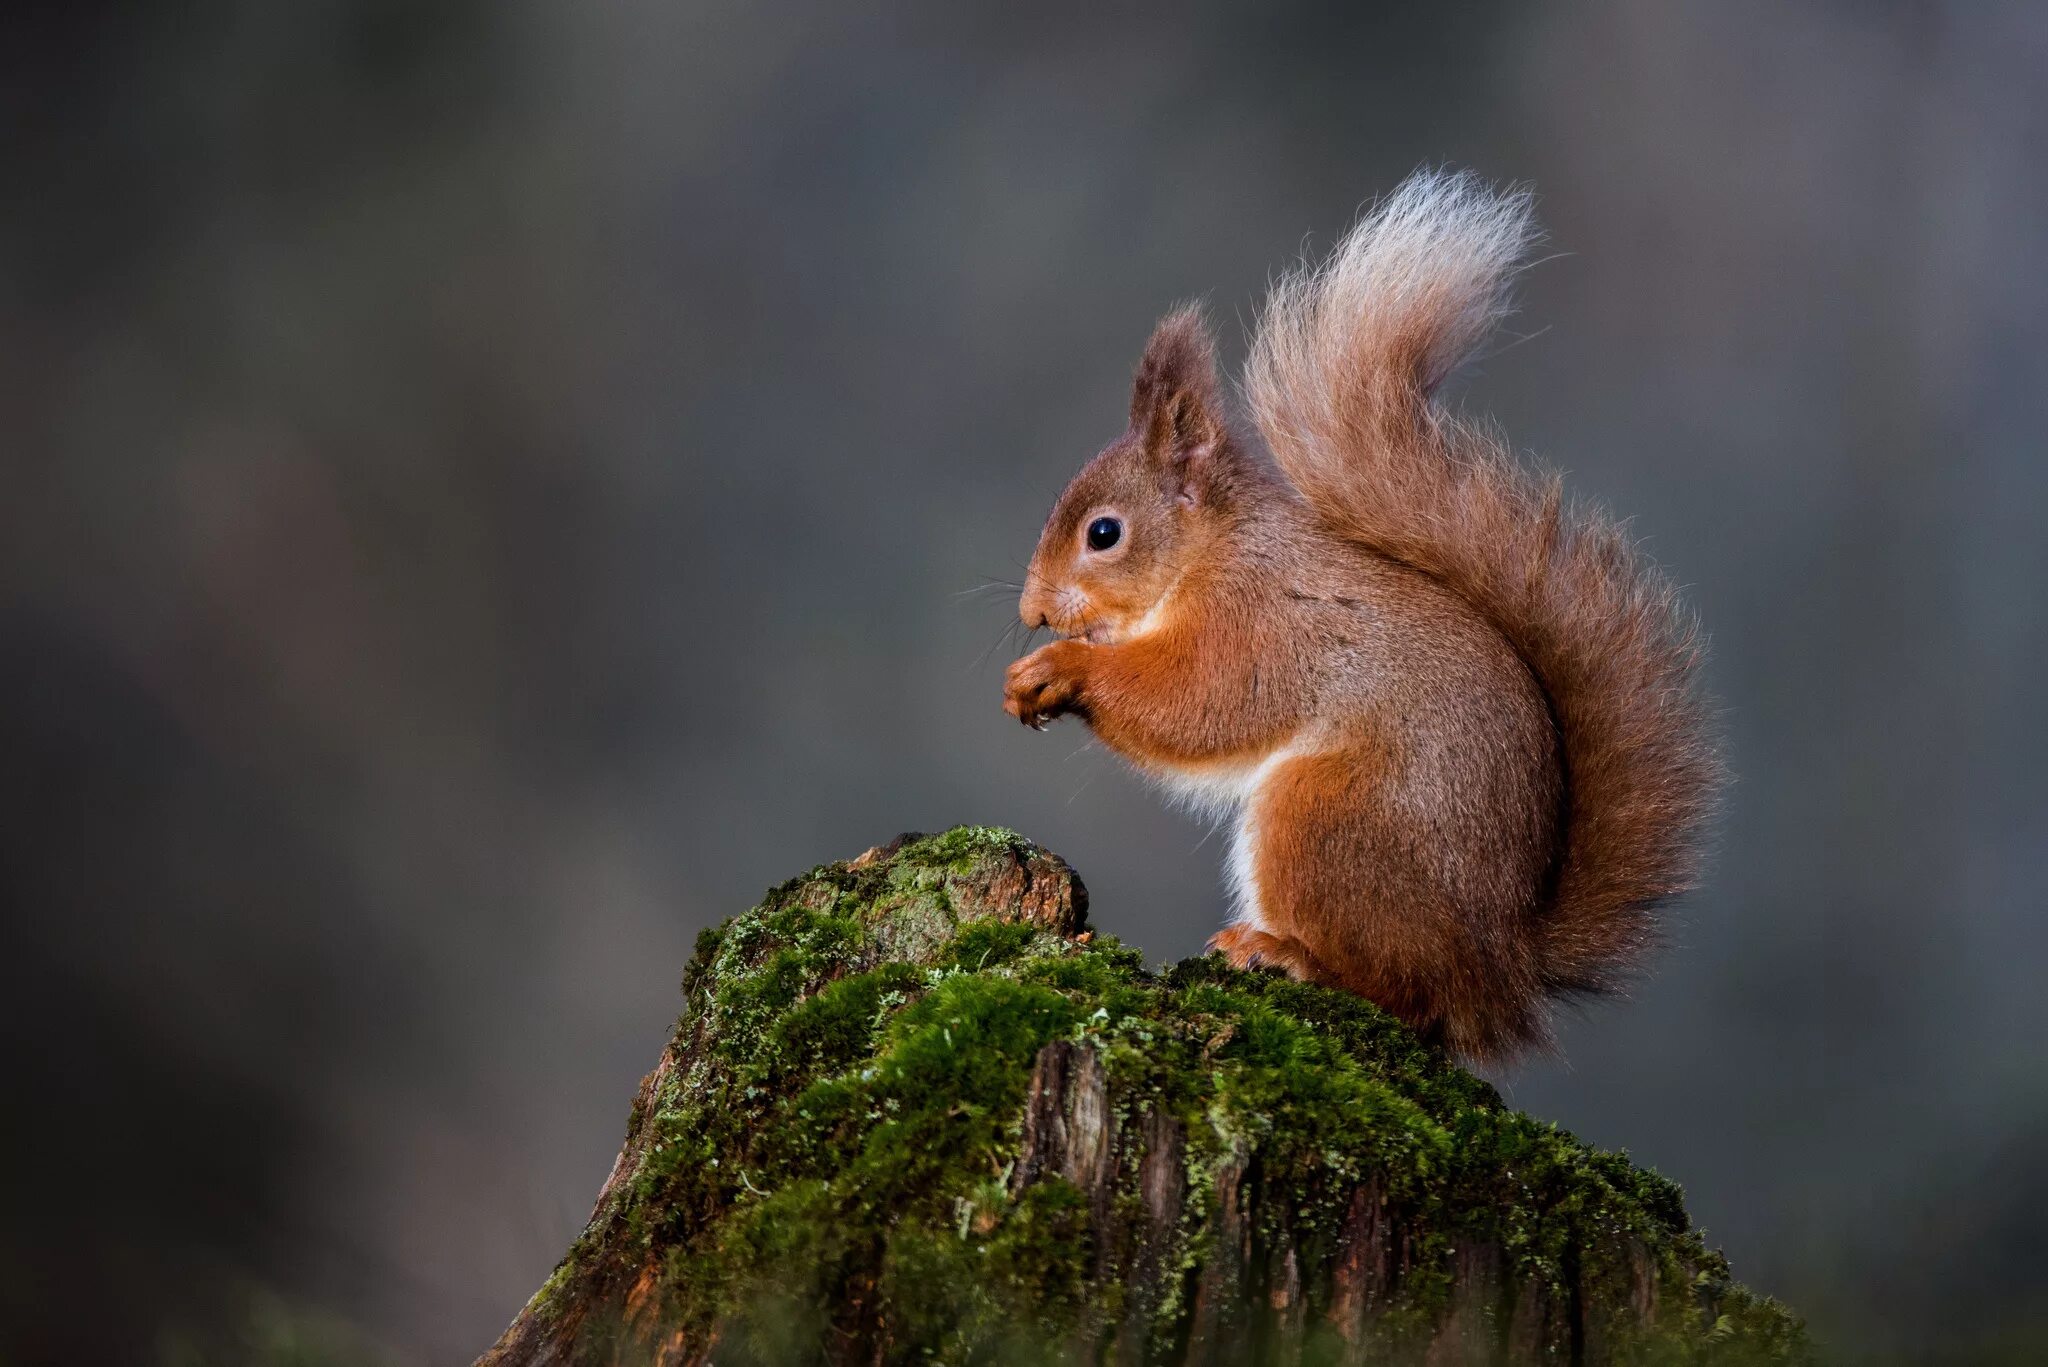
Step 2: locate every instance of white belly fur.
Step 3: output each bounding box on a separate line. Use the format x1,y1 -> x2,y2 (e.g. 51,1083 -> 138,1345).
1142,741 -> 1308,933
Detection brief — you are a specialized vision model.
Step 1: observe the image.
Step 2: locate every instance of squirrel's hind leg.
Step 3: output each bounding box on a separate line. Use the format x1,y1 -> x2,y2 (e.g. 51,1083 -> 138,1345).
1241,742 -> 1547,1060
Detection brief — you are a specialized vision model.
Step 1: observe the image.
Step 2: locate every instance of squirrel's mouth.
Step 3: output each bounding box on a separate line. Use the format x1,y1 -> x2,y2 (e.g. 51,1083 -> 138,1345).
1033,583 -> 1156,646
1046,582 -> 1176,647
1047,618 -> 1118,645
1037,590 -> 1119,645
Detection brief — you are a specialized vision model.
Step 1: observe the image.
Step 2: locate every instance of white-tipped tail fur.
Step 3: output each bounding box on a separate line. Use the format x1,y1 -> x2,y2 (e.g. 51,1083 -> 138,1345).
1247,169 -> 1537,444
1246,170 -> 1721,995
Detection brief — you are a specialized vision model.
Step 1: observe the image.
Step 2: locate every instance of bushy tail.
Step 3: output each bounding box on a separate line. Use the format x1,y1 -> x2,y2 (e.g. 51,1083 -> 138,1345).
1244,169 -> 1722,994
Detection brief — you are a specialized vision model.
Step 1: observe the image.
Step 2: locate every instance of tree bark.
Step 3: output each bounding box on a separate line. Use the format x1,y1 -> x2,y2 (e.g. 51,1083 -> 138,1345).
480,828 -> 1805,1366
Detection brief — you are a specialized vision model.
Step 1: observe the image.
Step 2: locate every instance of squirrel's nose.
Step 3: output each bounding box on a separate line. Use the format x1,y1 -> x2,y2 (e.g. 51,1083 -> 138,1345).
1017,584 -> 1053,629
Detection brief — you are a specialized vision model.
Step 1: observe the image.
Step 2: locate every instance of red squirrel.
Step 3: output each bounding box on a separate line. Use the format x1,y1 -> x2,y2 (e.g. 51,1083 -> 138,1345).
1003,170 -> 1720,1061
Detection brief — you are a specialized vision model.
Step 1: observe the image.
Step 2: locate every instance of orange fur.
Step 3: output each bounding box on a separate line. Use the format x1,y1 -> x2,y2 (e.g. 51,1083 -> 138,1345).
1006,172 -> 1720,1061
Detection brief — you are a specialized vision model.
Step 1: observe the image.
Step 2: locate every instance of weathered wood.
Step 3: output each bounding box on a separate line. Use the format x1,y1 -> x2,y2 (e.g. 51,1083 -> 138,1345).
480,828 -> 1806,1366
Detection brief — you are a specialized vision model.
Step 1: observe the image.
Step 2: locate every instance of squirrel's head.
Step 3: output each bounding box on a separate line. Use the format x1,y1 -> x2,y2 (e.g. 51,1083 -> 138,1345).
1020,308 -> 1251,643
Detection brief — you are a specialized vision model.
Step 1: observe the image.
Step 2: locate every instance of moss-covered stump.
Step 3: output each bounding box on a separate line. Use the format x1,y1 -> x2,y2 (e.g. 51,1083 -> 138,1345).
480,828 -> 1804,1366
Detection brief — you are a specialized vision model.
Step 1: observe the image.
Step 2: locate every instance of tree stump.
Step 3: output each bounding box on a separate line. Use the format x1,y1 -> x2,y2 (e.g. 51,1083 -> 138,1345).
479,828 -> 1805,1365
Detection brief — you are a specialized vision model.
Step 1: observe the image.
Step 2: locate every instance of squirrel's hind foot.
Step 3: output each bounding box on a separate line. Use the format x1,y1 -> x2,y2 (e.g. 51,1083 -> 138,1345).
1207,926 -> 1323,983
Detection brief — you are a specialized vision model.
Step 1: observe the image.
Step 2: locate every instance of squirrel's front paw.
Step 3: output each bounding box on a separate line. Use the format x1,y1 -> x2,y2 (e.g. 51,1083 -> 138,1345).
1004,641 -> 1089,729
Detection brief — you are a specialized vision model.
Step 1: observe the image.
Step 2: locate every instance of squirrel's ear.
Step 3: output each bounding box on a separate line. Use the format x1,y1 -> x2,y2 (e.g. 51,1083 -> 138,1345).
1131,306 -> 1225,498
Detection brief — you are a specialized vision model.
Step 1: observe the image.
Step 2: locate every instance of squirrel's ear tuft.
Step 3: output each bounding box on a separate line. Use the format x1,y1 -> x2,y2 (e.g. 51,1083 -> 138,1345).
1131,306 -> 1225,490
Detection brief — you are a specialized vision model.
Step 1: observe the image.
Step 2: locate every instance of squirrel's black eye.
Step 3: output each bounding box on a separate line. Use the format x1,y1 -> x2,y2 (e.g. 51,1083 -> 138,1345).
1086,516 -> 1123,551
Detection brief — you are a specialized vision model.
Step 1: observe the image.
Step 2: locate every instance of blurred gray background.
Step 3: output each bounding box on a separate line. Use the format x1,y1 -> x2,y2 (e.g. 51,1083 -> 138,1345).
4,2 -> 2045,1363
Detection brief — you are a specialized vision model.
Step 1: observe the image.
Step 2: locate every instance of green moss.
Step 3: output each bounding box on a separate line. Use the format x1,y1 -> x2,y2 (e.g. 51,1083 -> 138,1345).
938,917 -> 1045,973
919,823 -> 1042,872
517,827 -> 1805,1364
874,1178 -> 1100,1359
754,961 -> 924,1088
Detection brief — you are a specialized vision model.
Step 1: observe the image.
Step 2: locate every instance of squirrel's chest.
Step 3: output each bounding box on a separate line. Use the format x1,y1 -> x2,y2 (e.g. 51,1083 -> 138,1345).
1139,742 -> 1308,826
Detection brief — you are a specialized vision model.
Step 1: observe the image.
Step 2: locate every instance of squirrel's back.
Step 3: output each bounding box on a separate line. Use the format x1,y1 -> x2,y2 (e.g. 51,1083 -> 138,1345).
1244,170 -> 1722,999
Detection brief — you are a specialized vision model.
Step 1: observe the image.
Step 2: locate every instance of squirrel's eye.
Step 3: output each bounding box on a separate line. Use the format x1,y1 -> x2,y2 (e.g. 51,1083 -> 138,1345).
1086,516 -> 1123,552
